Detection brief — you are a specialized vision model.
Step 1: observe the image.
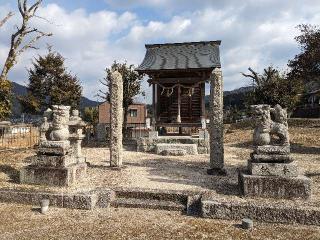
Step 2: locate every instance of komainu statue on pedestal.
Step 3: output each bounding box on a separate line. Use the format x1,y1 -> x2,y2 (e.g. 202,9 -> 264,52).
251,104 -> 289,147
239,104 -> 311,200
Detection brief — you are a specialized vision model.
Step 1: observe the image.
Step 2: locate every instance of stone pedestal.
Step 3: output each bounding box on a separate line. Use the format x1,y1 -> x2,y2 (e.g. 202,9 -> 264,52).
20,140 -> 87,187
20,105 -> 87,187
239,145 -> 311,199
239,172 -> 311,199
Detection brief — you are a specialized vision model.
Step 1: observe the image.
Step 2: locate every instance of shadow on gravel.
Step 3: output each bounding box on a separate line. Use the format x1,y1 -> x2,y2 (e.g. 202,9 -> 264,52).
229,141 -> 252,149
125,158 -> 242,196
306,172 -> 320,178
0,165 -> 20,183
290,143 -> 320,155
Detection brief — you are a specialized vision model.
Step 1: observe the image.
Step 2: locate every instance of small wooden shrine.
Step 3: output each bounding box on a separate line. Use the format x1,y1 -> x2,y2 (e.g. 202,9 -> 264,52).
137,41 -> 221,129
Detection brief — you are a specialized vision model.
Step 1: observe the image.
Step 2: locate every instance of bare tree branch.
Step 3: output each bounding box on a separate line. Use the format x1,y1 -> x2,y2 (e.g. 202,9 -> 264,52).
17,31 -> 52,56
0,12 -> 14,28
18,0 -> 25,16
242,67 -> 262,87
0,0 -> 52,81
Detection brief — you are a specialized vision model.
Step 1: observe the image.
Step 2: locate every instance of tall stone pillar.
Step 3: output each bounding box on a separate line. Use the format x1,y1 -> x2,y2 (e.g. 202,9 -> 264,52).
110,71 -> 123,167
207,68 -> 226,175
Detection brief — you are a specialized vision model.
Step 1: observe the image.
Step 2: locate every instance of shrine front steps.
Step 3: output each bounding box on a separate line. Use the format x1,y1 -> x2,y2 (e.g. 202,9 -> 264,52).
155,143 -> 198,155
110,188 -> 188,211
1,187 -> 320,225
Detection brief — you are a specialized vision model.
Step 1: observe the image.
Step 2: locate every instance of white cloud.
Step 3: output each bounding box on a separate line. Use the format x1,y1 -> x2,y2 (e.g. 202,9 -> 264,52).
0,1 -> 320,103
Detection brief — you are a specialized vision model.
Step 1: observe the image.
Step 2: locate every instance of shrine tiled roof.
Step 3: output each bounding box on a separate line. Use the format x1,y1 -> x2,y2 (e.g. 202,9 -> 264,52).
137,41 -> 221,72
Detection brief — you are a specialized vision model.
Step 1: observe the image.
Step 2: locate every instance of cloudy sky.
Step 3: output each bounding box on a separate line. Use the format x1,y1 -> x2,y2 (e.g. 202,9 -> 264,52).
0,0 -> 319,102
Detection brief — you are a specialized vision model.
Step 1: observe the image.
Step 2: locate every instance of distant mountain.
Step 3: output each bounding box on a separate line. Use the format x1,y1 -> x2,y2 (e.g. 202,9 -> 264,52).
11,82 -> 101,117
224,86 -> 253,97
205,86 -> 253,110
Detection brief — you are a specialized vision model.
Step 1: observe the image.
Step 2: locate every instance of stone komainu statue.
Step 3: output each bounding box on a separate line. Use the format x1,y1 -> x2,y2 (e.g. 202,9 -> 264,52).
251,104 -> 289,146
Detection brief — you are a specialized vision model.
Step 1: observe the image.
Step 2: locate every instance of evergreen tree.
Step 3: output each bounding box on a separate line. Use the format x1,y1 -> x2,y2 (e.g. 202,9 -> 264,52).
83,107 -> 99,126
288,24 -> 320,85
99,61 -> 144,135
20,49 -> 82,114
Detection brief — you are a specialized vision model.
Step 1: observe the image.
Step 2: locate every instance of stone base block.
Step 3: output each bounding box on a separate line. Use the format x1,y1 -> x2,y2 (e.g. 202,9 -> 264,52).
201,199 -> 320,225
0,189 -> 97,210
38,140 -> 70,156
20,163 -> 87,187
250,153 -> 292,163
161,149 -> 187,156
33,155 -> 86,168
254,145 -> 290,155
248,160 -> 298,177
156,143 -> 198,155
239,171 -> 311,199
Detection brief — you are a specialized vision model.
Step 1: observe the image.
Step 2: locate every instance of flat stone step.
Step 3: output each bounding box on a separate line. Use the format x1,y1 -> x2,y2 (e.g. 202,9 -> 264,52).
111,198 -> 186,211
113,187 -> 188,204
155,143 -> 198,155
161,149 -> 187,156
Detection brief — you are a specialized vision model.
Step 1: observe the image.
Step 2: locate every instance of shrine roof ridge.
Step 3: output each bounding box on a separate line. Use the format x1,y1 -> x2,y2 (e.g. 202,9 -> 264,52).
145,40 -> 221,48
137,40 -> 221,72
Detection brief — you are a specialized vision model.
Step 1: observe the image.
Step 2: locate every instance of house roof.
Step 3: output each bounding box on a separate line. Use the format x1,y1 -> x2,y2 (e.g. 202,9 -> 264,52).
136,41 -> 221,72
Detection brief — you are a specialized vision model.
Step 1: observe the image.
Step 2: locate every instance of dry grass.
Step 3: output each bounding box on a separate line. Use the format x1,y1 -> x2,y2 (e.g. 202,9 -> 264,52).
0,203 -> 319,240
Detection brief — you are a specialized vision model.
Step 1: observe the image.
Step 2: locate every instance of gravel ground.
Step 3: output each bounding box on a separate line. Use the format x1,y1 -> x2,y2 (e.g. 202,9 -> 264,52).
0,126 -> 319,198
0,126 -> 319,239
0,203 -> 319,240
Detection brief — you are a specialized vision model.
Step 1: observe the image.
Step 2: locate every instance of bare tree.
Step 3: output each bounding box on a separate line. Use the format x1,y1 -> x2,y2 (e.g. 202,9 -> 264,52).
0,0 -> 52,81
0,0 -> 52,120
0,12 -> 14,28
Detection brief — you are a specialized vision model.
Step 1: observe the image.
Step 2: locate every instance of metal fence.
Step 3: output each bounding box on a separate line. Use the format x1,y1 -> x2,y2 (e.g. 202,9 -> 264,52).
0,124 -> 40,150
